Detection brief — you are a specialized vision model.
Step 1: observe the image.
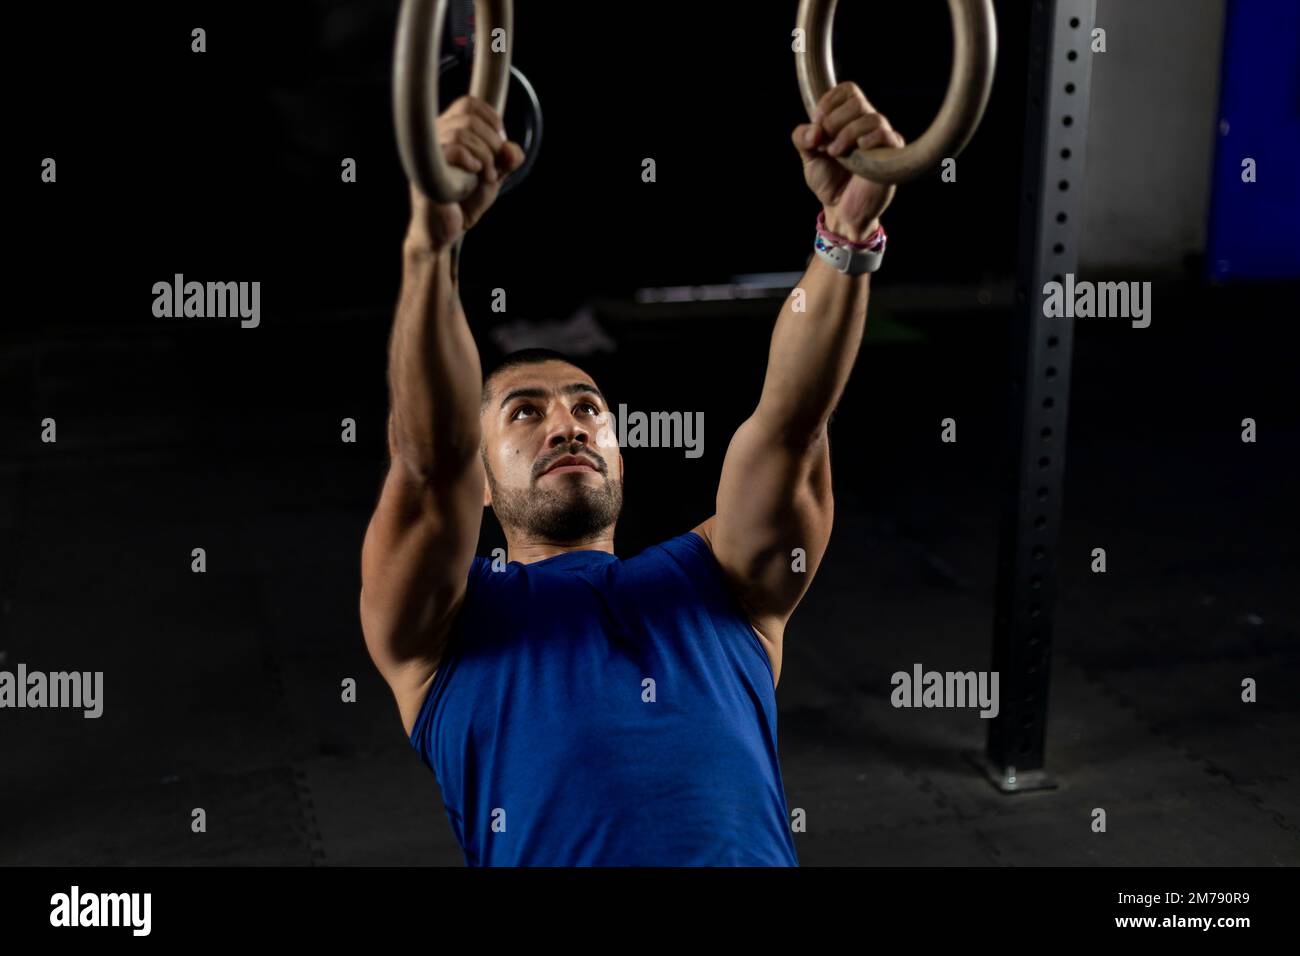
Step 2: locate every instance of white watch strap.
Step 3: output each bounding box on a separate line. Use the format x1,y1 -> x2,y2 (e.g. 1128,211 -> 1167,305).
814,232 -> 885,274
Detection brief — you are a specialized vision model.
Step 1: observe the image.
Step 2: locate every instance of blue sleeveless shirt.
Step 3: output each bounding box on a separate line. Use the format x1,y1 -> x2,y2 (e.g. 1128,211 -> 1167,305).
408,531 -> 799,866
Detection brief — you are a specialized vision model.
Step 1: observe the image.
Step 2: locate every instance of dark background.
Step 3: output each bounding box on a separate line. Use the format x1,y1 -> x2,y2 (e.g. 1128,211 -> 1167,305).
2,0 -> 1297,866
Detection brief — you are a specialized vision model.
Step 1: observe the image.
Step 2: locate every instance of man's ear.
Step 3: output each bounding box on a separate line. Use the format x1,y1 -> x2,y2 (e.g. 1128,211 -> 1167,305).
618,450 -> 624,480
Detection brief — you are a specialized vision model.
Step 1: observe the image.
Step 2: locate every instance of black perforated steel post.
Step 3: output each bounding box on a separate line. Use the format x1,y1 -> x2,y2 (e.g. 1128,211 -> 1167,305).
973,0 -> 1097,793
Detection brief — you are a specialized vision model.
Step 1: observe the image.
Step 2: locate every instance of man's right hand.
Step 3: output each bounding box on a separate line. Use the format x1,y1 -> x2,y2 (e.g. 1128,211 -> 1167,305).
405,95 -> 525,254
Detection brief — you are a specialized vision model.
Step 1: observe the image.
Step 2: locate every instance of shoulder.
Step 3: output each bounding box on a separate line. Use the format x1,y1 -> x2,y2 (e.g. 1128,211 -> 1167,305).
648,521 -> 781,646
675,517 -> 784,681
460,551 -> 526,598
400,552 -> 502,742
638,522 -> 717,572
466,552 -> 501,585
690,515 -> 717,546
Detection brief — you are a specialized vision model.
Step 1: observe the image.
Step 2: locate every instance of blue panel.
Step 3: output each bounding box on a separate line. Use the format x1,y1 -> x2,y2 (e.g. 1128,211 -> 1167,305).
1206,0 -> 1300,280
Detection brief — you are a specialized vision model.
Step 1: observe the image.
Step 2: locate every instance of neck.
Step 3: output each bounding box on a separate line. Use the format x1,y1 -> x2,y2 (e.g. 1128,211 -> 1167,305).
507,529 -> 616,565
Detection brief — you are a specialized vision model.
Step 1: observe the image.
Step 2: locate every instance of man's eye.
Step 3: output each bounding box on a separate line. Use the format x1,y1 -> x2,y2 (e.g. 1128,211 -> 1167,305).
512,405 -> 538,420
577,401 -> 599,415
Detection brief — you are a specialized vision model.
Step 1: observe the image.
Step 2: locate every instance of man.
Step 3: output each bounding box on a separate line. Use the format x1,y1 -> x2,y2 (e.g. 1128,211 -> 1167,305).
361,82 -> 903,865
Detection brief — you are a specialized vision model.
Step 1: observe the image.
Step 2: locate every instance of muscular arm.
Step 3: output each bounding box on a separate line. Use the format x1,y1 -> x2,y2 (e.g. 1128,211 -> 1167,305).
695,253 -> 870,685
360,238 -> 485,737
697,85 -> 899,687
360,95 -> 520,735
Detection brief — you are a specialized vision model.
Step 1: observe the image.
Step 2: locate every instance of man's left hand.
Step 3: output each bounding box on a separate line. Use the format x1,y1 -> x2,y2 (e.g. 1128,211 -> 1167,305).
792,82 -> 904,242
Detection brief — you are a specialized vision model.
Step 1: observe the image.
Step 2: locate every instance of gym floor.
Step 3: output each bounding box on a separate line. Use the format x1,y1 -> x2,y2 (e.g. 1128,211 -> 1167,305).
3,278 -> 1296,866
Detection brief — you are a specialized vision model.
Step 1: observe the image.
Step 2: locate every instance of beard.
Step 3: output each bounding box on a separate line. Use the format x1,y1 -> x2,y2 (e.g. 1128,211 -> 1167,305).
485,451 -> 623,543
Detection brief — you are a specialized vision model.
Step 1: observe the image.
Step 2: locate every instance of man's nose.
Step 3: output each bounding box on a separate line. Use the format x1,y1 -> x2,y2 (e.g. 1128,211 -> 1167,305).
547,414 -> 590,447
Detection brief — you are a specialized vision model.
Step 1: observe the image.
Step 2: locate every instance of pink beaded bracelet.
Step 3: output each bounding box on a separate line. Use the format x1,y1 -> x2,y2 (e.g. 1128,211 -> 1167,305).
816,210 -> 887,251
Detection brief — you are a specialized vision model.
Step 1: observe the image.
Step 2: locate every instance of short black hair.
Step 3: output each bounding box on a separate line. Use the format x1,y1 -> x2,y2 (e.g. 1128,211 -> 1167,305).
481,348 -> 595,412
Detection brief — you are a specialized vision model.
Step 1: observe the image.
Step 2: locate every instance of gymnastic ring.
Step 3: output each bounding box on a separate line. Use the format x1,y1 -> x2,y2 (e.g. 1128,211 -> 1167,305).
437,55 -> 543,197
497,65 -> 542,197
393,0 -> 513,202
795,0 -> 997,184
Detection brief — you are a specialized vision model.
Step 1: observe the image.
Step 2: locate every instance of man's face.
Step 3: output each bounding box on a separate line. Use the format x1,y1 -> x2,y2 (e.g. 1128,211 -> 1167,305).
481,360 -> 624,542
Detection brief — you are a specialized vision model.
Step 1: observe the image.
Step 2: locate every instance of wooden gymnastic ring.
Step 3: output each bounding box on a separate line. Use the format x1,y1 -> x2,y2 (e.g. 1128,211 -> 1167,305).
393,0 -> 513,202
437,54 -> 543,198
795,0 -> 998,184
